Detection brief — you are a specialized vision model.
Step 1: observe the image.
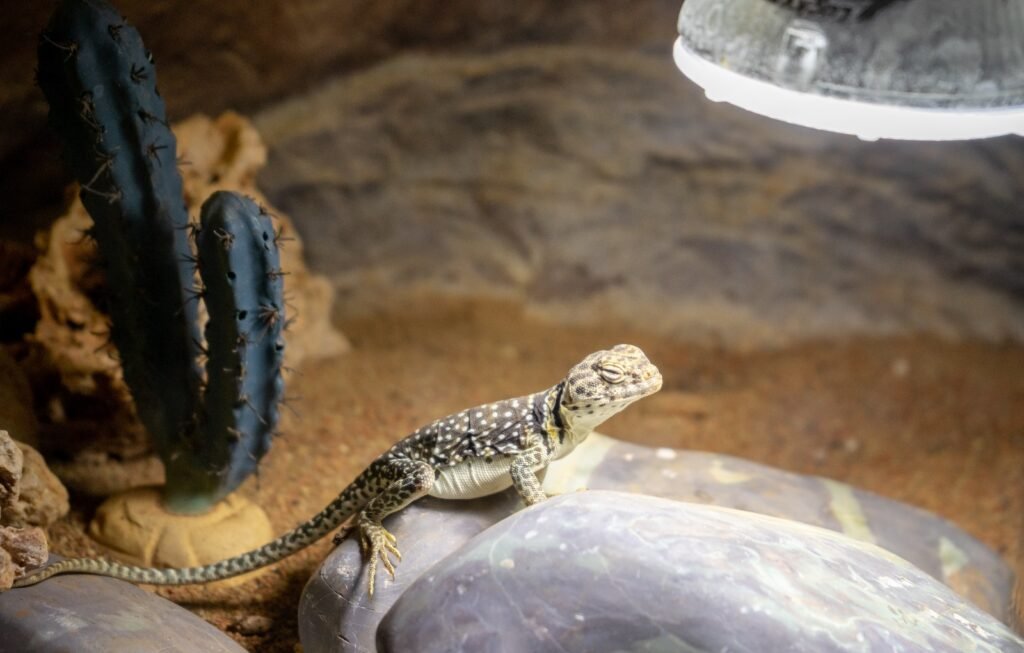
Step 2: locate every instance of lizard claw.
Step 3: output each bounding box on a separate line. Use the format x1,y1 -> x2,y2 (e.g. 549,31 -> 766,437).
358,520 -> 402,597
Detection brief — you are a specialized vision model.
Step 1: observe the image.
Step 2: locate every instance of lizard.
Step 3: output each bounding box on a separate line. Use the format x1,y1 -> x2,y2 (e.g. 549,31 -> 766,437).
14,344 -> 662,596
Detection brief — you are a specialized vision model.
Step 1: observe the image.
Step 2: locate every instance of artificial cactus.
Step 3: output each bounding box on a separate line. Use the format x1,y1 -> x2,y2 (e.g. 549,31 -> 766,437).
194,192 -> 286,503
37,0 -> 285,514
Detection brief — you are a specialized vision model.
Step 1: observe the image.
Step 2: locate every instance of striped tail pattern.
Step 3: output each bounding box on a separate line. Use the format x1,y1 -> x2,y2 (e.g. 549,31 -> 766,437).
14,487 -> 363,588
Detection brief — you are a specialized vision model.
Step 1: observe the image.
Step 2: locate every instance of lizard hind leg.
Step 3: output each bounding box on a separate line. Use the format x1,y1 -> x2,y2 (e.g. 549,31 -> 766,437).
356,459 -> 434,596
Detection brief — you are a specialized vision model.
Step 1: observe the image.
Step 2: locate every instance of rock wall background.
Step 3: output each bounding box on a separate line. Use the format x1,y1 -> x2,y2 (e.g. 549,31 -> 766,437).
254,47 -> 1024,346
2,1 -> 1023,345
0,0 -> 675,239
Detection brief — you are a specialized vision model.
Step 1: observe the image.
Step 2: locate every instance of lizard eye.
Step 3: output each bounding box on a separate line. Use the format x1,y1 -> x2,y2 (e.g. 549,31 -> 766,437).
598,364 -> 624,383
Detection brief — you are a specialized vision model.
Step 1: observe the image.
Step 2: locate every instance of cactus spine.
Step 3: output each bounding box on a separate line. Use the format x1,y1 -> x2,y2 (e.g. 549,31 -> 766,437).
37,0 -> 284,513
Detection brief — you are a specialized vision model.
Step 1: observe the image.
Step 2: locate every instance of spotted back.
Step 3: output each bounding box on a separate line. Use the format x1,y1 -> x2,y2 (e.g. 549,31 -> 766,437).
395,393 -> 549,467
392,344 -> 661,467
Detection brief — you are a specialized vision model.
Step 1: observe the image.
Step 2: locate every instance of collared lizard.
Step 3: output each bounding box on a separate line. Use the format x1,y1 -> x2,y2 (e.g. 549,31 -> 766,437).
14,344 -> 662,596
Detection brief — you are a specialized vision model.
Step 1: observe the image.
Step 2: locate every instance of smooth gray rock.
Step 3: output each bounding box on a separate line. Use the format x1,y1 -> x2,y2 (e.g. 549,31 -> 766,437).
256,47 -> 1024,347
541,435 -> 1014,621
0,559 -> 245,653
298,435 -> 1015,652
302,491 -> 522,653
381,491 -> 1024,653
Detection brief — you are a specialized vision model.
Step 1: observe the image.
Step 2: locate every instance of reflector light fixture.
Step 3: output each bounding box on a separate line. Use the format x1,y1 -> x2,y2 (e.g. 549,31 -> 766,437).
674,0 -> 1024,141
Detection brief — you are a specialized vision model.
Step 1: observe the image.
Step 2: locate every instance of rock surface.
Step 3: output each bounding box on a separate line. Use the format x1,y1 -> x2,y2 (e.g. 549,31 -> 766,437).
303,491 -> 524,650
0,431 -> 61,591
299,435 -> 1015,652
0,526 -> 47,591
0,558 -> 246,653
4,443 -> 69,529
380,492 -> 1024,653
0,430 -> 68,529
26,112 -> 347,496
256,47 -> 1024,347
0,431 -> 22,518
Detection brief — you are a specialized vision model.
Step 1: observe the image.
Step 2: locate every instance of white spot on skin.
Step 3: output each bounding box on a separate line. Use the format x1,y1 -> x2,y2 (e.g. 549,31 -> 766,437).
623,453 -> 635,462
574,614 -> 585,622
499,558 -> 515,569
525,530 -> 538,540
558,542 -> 567,551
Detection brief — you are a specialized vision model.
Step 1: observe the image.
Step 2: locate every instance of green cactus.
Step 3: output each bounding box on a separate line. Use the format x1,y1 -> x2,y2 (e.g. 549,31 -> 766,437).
37,0 -> 285,514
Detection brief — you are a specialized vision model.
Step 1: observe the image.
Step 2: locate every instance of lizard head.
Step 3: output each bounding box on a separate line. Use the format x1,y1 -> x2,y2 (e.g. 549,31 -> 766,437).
558,344 -> 662,435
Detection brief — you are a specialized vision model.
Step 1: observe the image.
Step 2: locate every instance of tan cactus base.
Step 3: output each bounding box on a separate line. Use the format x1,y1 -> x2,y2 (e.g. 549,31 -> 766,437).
88,487 -> 275,587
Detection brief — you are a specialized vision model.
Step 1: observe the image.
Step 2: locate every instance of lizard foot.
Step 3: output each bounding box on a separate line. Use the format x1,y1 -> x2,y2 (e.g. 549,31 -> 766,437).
358,519 -> 402,597
523,491 -> 551,507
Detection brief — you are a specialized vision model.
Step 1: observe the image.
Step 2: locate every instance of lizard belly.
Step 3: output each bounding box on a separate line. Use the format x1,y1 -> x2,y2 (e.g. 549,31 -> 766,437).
429,456 -> 516,500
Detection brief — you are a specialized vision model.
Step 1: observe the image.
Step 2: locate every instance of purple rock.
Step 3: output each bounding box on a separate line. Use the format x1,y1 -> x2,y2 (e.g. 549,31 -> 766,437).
543,436 -> 1014,621
380,491 -> 1024,653
298,436 -> 1015,652
0,559 -> 245,653
302,491 -> 522,652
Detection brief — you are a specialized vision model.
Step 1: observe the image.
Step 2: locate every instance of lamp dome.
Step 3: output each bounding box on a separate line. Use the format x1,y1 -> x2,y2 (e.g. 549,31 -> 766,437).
675,0 -> 1024,140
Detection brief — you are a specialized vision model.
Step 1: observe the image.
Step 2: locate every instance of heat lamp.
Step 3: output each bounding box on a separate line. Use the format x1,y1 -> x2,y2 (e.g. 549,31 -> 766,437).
674,0 -> 1024,141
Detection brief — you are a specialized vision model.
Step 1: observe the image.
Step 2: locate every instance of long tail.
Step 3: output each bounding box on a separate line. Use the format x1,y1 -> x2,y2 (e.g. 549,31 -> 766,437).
14,487 -> 362,588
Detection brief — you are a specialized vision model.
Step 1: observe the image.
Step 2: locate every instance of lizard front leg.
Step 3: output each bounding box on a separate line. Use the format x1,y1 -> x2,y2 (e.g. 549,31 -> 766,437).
356,459 -> 434,596
509,433 -> 552,506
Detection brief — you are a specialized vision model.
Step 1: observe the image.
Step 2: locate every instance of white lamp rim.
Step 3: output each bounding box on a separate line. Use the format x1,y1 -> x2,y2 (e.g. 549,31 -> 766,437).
674,38 -> 1024,141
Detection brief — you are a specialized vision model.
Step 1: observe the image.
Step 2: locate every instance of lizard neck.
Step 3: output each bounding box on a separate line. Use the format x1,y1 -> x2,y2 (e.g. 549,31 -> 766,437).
535,381 -> 590,459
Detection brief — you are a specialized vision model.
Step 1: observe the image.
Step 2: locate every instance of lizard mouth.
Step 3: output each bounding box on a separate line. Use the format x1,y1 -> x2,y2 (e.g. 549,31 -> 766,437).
634,373 -> 663,398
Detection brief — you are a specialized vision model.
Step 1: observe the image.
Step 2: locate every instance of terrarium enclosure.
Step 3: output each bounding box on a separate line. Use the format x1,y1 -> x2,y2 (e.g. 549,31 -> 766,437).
0,1 -> 1021,652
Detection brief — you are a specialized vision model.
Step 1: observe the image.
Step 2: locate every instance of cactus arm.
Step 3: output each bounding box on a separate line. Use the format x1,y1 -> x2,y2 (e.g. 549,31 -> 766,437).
190,191 -> 285,510
36,0 -> 203,481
